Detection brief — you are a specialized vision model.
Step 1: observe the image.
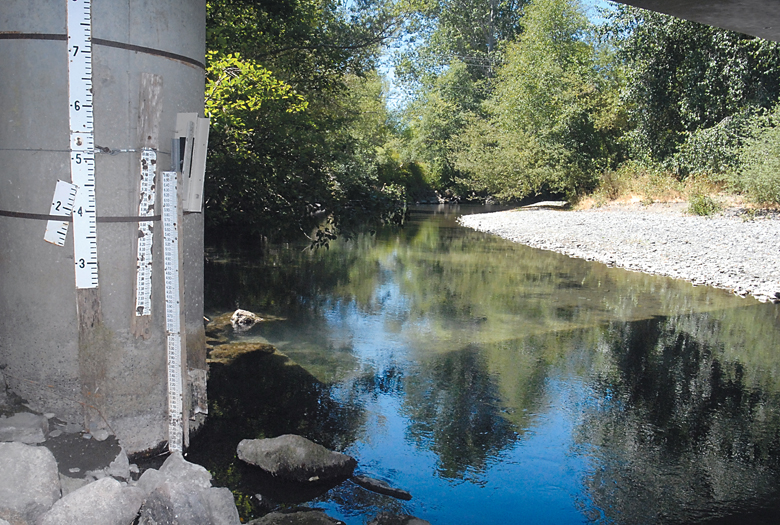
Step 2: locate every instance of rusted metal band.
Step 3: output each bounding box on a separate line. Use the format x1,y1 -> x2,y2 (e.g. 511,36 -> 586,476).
0,209 -> 162,223
92,38 -> 206,70
0,33 -> 66,41
0,32 -> 205,70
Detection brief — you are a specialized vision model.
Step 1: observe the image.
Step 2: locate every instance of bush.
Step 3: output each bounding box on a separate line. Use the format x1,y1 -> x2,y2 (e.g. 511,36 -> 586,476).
734,107 -> 780,205
688,194 -> 721,216
668,112 -> 754,177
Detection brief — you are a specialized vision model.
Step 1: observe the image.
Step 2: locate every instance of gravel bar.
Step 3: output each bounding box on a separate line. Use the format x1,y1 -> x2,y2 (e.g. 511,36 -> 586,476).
458,203 -> 780,303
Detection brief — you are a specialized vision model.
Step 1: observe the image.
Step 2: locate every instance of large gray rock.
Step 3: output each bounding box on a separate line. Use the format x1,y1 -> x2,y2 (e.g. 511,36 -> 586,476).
0,413 -> 49,443
158,451 -> 213,489
136,453 -> 240,525
248,510 -> 344,525
0,442 -> 61,524
237,435 -> 357,483
37,477 -> 143,525
137,482 -> 240,525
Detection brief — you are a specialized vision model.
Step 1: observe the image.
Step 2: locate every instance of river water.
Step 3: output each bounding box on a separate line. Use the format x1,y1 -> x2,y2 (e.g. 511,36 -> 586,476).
189,205 -> 780,524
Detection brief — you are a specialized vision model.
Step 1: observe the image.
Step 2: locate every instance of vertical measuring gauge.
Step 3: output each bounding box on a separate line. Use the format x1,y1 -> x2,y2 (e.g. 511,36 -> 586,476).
67,0 -> 98,288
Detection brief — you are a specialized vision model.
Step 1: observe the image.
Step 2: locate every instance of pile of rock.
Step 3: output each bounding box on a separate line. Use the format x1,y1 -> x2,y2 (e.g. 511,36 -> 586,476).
0,409 -> 240,525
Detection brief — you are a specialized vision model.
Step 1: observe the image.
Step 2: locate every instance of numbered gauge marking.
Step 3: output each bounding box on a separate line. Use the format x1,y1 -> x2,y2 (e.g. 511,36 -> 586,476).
162,171 -> 183,452
135,149 -> 157,316
44,180 -> 79,246
67,0 -> 98,289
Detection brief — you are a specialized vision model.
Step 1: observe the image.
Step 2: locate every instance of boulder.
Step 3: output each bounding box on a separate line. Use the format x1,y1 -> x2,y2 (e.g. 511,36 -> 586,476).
237,435 -> 357,483
37,477 -> 143,525
136,453 -> 240,525
247,509 -> 345,525
367,513 -> 431,525
231,309 -> 261,331
0,442 -> 61,524
0,413 -> 49,443
158,451 -> 213,489
137,481 -> 240,525
351,475 -> 412,501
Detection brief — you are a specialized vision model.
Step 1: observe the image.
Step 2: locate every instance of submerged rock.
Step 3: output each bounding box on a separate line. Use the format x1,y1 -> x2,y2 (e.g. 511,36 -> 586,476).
0,442 -> 61,524
367,513 -> 431,525
237,435 -> 357,483
208,342 -> 276,365
351,475 -> 412,501
248,509 -> 345,525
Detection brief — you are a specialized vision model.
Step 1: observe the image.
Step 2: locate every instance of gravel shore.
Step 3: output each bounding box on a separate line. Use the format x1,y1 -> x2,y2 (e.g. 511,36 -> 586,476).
458,202 -> 780,304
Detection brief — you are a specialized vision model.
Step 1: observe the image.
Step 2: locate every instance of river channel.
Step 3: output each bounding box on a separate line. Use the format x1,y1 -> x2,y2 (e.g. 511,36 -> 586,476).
189,205 -> 780,524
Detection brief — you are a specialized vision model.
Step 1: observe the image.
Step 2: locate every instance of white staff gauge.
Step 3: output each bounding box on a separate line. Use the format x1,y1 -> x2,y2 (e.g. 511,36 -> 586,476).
67,0 -> 98,288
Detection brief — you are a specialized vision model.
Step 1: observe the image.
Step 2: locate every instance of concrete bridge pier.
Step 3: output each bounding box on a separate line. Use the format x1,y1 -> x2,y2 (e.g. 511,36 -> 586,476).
0,0 -> 207,454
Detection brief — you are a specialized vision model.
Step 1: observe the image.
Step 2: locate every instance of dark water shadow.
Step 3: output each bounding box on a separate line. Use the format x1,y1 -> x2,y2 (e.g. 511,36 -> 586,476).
187,349 -> 364,516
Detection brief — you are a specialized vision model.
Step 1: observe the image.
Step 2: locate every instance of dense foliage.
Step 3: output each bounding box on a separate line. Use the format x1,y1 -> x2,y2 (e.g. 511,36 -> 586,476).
204,0 -> 406,244
393,0 -> 780,206
204,0 -> 780,244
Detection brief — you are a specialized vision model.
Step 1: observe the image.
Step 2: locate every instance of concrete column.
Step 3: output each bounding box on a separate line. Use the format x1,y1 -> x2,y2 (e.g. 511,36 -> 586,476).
0,0 -> 207,454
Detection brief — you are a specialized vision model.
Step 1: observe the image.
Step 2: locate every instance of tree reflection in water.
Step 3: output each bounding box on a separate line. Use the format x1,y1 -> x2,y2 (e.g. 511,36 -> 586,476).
197,206 -> 780,524
579,314 -> 780,524
403,345 -> 518,480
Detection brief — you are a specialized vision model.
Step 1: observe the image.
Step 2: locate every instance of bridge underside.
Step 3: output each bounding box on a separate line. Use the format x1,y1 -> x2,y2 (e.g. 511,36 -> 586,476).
617,1 -> 780,42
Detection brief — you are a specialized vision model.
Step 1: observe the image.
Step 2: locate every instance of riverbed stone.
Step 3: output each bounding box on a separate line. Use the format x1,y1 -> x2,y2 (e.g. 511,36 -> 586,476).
0,412 -> 49,443
208,342 -> 276,365
237,435 -> 357,483
247,509 -> 345,525
135,452 -> 240,525
137,481 -> 240,525
351,475 -> 412,500
367,513 -> 431,525
0,442 -> 61,525
159,451 -> 213,488
37,477 -> 143,525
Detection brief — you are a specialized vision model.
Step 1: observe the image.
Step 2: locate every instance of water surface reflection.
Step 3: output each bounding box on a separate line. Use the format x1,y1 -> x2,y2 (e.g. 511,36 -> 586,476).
189,205 -> 780,524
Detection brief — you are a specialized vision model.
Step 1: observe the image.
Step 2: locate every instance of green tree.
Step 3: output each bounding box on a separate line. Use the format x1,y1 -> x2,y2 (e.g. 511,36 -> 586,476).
204,0 -> 406,244
607,5 -> 780,163
451,0 -> 612,200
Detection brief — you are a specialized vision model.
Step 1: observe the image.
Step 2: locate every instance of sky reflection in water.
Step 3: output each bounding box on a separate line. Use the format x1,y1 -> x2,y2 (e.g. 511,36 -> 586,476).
193,205 -> 780,524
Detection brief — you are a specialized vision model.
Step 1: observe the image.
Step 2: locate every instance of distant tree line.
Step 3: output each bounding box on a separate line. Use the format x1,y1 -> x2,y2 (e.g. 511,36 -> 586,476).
204,0 -> 780,243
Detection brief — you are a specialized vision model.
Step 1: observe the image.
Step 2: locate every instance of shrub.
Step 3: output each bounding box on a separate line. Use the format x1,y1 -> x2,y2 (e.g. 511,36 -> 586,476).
688,194 -> 721,216
669,112 -> 754,177
734,110 -> 780,205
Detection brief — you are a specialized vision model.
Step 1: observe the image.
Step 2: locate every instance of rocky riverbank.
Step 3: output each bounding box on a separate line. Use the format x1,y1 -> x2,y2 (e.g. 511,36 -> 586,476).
458,202 -> 780,304
1,340 -> 430,525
